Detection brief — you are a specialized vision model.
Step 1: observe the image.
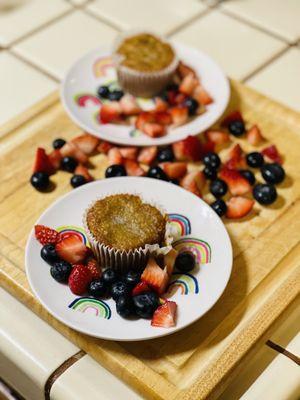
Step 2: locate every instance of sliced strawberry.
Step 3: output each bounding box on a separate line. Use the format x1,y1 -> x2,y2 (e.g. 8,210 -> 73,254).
164,248 -> 178,276
167,90 -> 177,106
246,125 -> 264,146
68,264 -> 92,295
180,170 -> 205,197
119,147 -> 138,160
219,167 -> 251,195
56,234 -> 89,264
170,107 -> 188,127
262,145 -> 283,164
33,148 -> 56,175
137,146 -> 158,165
97,141 -> 113,154
226,196 -> 254,219
154,111 -> 172,125
71,133 -> 99,155
132,281 -> 151,296
99,102 -> 122,123
74,164 -> 93,182
124,160 -> 145,176
135,111 -> 155,131
35,225 -> 60,245
141,258 -> 169,295
154,97 -> 168,112
162,162 -> 187,179
205,130 -> 230,145
221,110 -> 244,127
60,142 -> 88,164
119,94 -> 141,115
174,93 -> 187,105
107,147 -> 123,165
172,135 -> 202,161
151,301 -> 177,328
201,140 -> 215,157
48,149 -> 62,170
224,144 -> 246,169
179,74 -> 198,95
86,258 -> 101,280
142,122 -> 166,138
177,61 -> 196,78
193,85 -> 213,105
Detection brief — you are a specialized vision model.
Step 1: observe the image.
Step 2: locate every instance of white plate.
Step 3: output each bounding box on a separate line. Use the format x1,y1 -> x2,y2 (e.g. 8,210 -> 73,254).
61,43 -> 230,146
25,178 -> 232,341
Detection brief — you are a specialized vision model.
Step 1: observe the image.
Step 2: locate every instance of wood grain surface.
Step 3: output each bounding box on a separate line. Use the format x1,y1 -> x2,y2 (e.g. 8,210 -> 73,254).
0,80 -> 299,400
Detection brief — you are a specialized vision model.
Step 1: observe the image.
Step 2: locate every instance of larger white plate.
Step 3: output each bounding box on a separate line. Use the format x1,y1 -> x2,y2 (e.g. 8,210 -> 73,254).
25,178 -> 232,341
61,43 -> 230,146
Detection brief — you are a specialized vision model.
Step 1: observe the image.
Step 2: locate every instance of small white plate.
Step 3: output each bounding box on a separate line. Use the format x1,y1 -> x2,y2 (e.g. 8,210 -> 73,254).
25,178 -> 232,341
61,43 -> 230,146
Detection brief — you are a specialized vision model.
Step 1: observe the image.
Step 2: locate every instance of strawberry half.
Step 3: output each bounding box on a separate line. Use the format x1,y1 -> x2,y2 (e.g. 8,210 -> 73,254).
205,130 -> 230,145
221,110 -> 244,127
33,148 -> 56,175
164,248 -> 178,276
219,167 -> 251,196
119,147 -> 138,160
172,135 -> 202,161
48,149 -> 62,170
119,94 -> 141,115
71,133 -> 99,155
226,196 -> 254,219
97,141 -> 113,154
162,162 -> 187,179
193,85 -> 213,105
124,160 -> 145,176
177,61 -> 196,78
68,264 -> 92,295
135,111 -> 155,131
155,111 -> 172,126
141,258 -> 169,295
99,102 -> 121,123
60,142 -> 88,164
56,234 -> 88,264
35,225 -> 60,245
154,97 -> 168,112
107,147 -> 123,165
132,281 -> 151,296
246,125 -> 264,146
151,301 -> 177,328
143,122 -> 166,138
169,107 -> 188,127
86,258 -> 101,280
137,146 -> 157,165
180,170 -> 205,197
261,145 -> 283,164
224,144 -> 246,169
74,164 -> 93,182
179,74 -> 198,96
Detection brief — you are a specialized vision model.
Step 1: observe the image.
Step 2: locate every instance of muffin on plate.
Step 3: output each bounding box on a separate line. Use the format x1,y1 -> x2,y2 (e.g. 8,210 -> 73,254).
113,31 -> 178,97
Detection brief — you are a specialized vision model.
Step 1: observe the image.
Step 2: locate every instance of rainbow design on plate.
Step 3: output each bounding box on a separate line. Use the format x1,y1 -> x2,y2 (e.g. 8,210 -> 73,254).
168,214 -> 191,237
69,297 -> 111,319
56,225 -> 89,246
167,273 -> 199,295
129,128 -> 141,137
93,56 -> 114,78
173,237 -> 211,265
74,93 -> 101,107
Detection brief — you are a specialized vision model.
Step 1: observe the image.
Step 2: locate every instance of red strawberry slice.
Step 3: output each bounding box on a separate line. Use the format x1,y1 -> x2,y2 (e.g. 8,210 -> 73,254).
68,264 -> 92,295
99,102 -> 122,123
137,146 -> 157,165
180,170 -> 205,197
221,110 -> 244,127
56,234 -> 88,264
48,149 -> 62,170
164,248 -> 178,276
201,140 -> 215,157
60,142 -> 88,164
135,111 -> 155,131
71,133 -> 99,155
174,93 -> 187,105
172,135 -> 202,161
151,301 -> 177,328
177,61 -> 196,78
246,125 -> 264,146
154,97 -> 168,112
119,94 -> 141,115
33,148 -> 56,175
219,167 -> 251,195
167,90 -> 177,106
141,258 -> 169,295
262,145 -> 283,164
226,196 -> 254,219
119,147 -> 138,160
170,107 -> 188,126
205,130 -> 230,145
97,141 -> 113,154
193,85 -> 213,105
179,74 -> 198,95
162,162 -> 187,179
154,111 -> 172,125
132,281 -> 151,296
74,164 -> 93,182
35,225 -> 60,245
86,258 -> 101,280
107,147 -> 123,165
224,144 -> 246,169
142,122 -> 166,138
124,160 -> 145,176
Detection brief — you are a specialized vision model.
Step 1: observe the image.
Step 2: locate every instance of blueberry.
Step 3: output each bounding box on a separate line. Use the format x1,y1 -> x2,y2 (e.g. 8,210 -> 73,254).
108,90 -> 124,101
157,147 -> 174,162
211,199 -> 227,217
52,138 -> 66,149
203,165 -> 217,180
116,295 -> 135,318
239,169 -> 256,186
102,268 -> 119,287
50,261 -> 72,283
30,172 -> 49,190
147,166 -> 168,181
246,152 -> 264,168
175,251 -> 195,272
61,156 -> 78,172
184,97 -> 199,116
71,174 -> 86,188
105,164 -> 127,178
166,83 -> 179,91
133,292 -> 159,318
97,85 -> 110,99
123,270 -> 141,287
203,152 -> 221,169
41,244 -> 60,266
228,120 -> 245,137
210,179 -> 228,198
111,281 -> 131,301
261,163 -> 285,184
88,279 -> 108,298
169,178 -> 179,185
253,183 -> 277,205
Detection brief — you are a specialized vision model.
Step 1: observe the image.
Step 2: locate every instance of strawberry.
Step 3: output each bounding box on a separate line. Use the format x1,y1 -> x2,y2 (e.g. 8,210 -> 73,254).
48,149 -> 62,170
177,61 -> 196,79
151,301 -> 177,328
246,125 -> 264,146
119,147 -> 138,160
201,140 -> 215,157
205,130 -> 230,145
71,133 -> 99,155
167,90 -> 177,106
143,122 -> 166,138
193,85 -> 213,105
261,145 -> 283,164
99,102 -> 121,123
35,225 -> 60,245
74,164 -> 93,182
135,111 -> 155,130
154,97 -> 168,112
180,170 -> 205,197
224,144 -> 246,169
221,110 -> 244,127
68,264 -> 92,295
132,281 -> 151,296
219,167 -> 251,195
226,196 -> 254,219
60,142 -> 88,164
33,148 -> 56,175
56,234 -> 88,264
174,93 -> 187,105
86,258 -> 101,280
137,146 -> 157,165
107,147 -> 123,165
97,141 -> 113,154
154,111 -> 172,125
164,248 -> 178,276
162,162 -> 187,179
172,135 -> 202,161
179,74 -> 198,95
124,160 -> 145,176
141,258 -> 169,295
170,107 -> 188,126
119,94 -> 141,115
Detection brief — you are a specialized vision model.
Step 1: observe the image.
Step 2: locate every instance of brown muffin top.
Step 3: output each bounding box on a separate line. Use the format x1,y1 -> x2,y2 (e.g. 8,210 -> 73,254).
116,33 -> 175,72
86,194 -> 166,251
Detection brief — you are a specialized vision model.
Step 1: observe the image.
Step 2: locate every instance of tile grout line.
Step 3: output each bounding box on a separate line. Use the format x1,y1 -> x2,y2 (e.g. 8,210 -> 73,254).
83,7 -> 122,32
266,340 -> 300,366
166,7 -> 215,37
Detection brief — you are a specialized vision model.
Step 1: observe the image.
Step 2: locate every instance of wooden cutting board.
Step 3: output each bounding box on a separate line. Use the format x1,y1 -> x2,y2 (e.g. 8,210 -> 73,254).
0,81 -> 299,400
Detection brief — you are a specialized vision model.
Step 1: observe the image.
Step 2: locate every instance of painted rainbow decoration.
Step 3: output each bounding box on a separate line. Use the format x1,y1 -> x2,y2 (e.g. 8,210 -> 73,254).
56,225 -> 89,246
129,128 -> 141,137
168,214 -> 191,237
93,56 -> 114,78
167,273 -> 199,295
74,94 -> 101,107
173,237 -> 211,265
68,297 -> 111,319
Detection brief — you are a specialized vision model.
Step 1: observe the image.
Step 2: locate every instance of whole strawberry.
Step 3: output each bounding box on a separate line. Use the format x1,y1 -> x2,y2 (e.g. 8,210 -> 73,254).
68,264 -> 92,295
86,258 -> 101,280
35,225 -> 60,245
